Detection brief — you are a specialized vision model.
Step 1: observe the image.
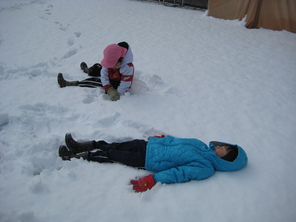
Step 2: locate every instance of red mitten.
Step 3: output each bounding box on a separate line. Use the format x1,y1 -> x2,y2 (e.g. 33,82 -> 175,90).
130,174 -> 156,192
155,135 -> 165,138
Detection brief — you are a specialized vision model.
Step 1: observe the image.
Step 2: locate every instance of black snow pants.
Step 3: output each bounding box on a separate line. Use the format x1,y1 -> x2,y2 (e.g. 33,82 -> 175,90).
78,63 -> 102,88
77,63 -> 120,89
88,139 -> 147,168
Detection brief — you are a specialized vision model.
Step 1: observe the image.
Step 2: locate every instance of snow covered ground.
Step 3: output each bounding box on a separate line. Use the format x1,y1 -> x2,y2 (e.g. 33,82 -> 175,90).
0,0 -> 296,221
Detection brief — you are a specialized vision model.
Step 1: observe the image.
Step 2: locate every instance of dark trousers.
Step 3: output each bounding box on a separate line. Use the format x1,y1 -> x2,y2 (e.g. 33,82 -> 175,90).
77,63 -> 102,88
78,77 -> 102,88
88,140 -> 147,168
77,63 -> 120,89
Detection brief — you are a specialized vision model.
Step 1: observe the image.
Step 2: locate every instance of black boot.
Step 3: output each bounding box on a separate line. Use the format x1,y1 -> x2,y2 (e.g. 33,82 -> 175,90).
80,62 -> 89,74
65,133 -> 95,155
57,73 -> 79,88
59,145 -> 89,161
59,145 -> 73,160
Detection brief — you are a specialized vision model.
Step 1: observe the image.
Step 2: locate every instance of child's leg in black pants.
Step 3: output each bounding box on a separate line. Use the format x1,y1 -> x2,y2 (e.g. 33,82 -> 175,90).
78,63 -> 103,87
88,140 -> 147,168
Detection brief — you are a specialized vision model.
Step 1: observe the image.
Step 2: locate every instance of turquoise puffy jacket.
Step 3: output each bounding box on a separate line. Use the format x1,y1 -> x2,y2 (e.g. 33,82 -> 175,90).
145,136 -> 248,184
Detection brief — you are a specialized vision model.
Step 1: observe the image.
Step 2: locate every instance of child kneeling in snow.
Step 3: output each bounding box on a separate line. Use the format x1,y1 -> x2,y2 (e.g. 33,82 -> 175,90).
59,134 -> 248,192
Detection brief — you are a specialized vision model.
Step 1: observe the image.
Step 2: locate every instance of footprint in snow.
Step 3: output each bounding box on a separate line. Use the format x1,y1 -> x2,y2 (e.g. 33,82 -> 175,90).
0,113 -> 9,131
67,38 -> 75,47
82,89 -> 98,104
164,86 -> 187,97
98,112 -> 121,127
74,32 -> 81,37
63,49 -> 77,59
39,4 -> 53,20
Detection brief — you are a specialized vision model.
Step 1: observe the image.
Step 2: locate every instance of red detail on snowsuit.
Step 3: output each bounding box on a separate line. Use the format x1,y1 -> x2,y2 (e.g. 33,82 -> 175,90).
121,63 -> 134,82
103,62 -> 134,92
108,68 -> 121,81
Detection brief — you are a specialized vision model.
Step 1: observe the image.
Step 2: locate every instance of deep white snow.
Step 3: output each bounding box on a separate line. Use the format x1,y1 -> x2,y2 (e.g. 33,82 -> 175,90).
0,0 -> 296,222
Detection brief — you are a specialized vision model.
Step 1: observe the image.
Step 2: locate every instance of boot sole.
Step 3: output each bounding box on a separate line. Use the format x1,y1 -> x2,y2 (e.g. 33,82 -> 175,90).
59,145 -> 71,160
80,62 -> 89,74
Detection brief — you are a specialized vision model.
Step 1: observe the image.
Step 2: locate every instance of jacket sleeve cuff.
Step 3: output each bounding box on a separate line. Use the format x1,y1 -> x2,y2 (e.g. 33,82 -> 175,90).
103,85 -> 112,91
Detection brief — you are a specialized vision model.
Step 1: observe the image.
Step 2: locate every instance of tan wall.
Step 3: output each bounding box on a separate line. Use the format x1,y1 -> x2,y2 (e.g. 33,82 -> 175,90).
208,0 -> 296,33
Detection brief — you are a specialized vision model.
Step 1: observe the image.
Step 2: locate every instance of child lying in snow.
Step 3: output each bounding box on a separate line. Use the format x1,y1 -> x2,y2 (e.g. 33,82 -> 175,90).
59,134 -> 248,192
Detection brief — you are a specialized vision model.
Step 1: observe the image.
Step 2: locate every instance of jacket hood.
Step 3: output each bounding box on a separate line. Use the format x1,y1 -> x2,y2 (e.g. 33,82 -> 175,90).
121,46 -> 133,65
207,141 -> 248,172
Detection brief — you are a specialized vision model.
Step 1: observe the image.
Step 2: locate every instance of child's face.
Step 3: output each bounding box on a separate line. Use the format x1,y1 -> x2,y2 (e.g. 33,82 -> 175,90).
214,146 -> 230,158
113,62 -> 122,69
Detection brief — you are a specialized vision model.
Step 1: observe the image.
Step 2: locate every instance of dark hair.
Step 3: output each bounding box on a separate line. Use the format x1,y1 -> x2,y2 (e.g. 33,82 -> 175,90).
117,57 -> 123,63
117,41 -> 129,50
221,145 -> 238,162
117,42 -> 128,64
